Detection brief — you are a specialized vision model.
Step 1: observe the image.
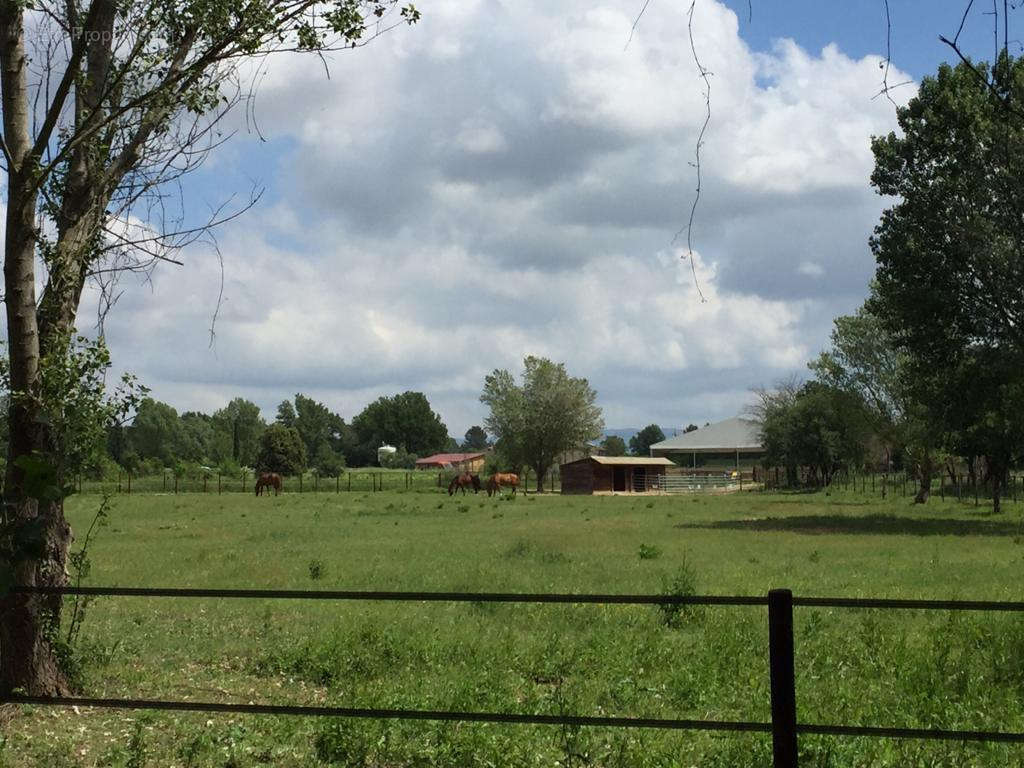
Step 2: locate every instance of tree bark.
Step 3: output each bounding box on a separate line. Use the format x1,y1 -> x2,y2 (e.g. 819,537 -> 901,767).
0,0 -> 72,697
913,452 -> 933,504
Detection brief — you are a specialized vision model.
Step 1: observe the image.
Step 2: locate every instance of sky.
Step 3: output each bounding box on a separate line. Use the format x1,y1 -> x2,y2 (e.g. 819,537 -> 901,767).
72,0 -> 1018,437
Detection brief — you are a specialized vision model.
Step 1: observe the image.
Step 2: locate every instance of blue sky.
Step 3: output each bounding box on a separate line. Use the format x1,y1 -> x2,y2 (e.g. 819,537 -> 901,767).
76,1 -> 1019,437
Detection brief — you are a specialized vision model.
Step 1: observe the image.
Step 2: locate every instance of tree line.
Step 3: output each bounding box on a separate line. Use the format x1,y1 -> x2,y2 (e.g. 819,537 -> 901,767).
92,391 -> 460,478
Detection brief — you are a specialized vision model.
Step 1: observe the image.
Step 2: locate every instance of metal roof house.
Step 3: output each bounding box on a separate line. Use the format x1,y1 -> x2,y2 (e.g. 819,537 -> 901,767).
649,417 -> 764,470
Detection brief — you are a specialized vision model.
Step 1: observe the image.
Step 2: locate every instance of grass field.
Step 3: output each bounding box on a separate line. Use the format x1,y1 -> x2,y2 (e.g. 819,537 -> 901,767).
3,487 -> 1024,767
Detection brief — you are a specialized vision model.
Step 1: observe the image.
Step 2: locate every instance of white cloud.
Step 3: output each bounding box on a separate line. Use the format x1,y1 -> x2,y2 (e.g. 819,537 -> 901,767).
74,0 -> 913,434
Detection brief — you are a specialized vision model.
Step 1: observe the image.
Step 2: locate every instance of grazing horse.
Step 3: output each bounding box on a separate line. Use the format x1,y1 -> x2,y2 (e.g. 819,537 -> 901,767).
486,472 -> 519,497
255,472 -> 282,496
448,472 -> 482,495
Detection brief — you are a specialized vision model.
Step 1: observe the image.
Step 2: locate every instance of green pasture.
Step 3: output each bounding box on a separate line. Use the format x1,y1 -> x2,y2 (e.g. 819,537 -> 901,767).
3,487 -> 1024,767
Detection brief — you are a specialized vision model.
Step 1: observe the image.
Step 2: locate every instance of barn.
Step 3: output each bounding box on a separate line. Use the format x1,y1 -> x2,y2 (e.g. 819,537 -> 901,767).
560,456 -> 676,495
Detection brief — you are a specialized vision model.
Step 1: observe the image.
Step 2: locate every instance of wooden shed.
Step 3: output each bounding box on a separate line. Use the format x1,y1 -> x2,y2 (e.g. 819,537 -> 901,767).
560,456 -> 676,495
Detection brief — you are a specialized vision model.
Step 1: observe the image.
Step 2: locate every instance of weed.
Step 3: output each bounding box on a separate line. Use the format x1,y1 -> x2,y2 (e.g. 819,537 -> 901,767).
638,544 -> 661,560
308,559 -> 324,580
659,556 -> 701,628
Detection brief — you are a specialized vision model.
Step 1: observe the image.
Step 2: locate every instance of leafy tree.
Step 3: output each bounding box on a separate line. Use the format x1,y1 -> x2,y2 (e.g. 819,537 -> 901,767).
211,399 -> 266,468
756,381 -> 872,486
810,303 -> 940,502
351,392 -> 449,465
276,400 -> 298,428
178,411 -> 216,464
481,356 -> 603,492
256,425 -> 307,475
600,435 -> 627,456
629,424 -> 665,456
462,426 -> 489,451
276,394 -> 347,473
128,399 -> 183,467
868,55 -> 1024,512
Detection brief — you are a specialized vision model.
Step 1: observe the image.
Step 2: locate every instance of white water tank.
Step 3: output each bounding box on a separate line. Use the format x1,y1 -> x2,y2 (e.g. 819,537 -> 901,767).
377,444 -> 397,465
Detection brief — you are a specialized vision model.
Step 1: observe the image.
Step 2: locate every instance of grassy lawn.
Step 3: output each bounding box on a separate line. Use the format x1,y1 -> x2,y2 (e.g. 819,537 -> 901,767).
3,487 -> 1024,767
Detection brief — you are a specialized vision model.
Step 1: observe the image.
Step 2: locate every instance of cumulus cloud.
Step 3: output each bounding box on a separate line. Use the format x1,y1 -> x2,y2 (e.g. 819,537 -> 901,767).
78,0 -> 912,434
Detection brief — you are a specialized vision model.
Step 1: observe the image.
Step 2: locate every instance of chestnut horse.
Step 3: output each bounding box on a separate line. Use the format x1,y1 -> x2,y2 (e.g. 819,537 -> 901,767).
255,472 -> 282,496
448,472 -> 481,495
486,472 -> 519,497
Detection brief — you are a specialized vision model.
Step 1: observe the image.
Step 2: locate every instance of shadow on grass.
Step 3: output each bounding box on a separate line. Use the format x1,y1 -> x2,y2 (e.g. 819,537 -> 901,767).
676,513 -> 1024,537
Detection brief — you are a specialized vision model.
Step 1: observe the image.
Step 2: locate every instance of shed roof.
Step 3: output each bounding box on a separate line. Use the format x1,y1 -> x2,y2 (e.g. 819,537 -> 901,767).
649,417 -> 762,452
563,456 -> 676,467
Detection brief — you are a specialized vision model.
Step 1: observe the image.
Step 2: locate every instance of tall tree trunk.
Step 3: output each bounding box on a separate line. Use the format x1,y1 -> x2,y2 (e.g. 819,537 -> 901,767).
0,1 -> 71,697
913,451 -> 933,504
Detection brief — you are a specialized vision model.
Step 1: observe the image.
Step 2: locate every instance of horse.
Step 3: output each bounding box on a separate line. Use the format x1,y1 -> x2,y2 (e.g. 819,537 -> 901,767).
486,472 -> 519,497
255,472 -> 282,496
448,472 -> 482,495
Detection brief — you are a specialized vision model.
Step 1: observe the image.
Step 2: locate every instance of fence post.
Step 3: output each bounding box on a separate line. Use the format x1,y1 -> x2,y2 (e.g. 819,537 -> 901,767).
348,473 -> 352,492
218,474 -> 222,495
337,473 -> 340,494
127,473 -> 131,495
768,589 -> 798,768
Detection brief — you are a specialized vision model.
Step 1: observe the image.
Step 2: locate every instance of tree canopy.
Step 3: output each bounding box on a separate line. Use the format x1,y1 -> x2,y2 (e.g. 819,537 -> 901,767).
629,424 -> 665,456
480,356 -> 603,492
350,391 -> 449,465
869,54 -> 1024,510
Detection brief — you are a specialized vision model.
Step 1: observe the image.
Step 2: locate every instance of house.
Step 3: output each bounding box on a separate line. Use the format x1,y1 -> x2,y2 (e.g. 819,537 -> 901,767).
648,417 -> 764,471
414,452 -> 486,472
559,456 -> 676,494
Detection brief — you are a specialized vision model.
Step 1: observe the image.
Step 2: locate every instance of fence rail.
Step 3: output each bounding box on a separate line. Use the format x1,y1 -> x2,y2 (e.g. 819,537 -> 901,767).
5,585 -> 1024,766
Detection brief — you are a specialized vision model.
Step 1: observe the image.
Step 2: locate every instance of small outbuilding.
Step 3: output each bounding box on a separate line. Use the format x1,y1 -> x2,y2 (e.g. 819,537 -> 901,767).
414,452 -> 486,472
560,456 -> 676,495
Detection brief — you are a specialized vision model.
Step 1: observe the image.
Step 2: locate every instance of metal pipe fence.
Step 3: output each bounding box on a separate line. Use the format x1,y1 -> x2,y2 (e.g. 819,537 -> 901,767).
5,584 -> 1024,767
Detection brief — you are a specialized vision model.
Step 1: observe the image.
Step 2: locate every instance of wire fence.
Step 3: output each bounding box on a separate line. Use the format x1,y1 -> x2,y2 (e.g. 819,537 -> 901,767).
5,585 -> 1024,767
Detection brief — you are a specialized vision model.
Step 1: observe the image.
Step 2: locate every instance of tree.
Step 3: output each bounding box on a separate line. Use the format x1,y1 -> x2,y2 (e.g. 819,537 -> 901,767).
480,356 -> 603,492
809,303 -> 940,503
0,0 -> 420,695
756,381 -> 872,486
462,425 -> 489,452
350,392 -> 449,465
178,411 -> 215,464
868,55 -> 1024,512
600,435 -> 627,456
276,394 -> 347,474
256,425 -> 307,476
211,398 -> 266,468
127,398 -> 183,467
629,424 -> 665,456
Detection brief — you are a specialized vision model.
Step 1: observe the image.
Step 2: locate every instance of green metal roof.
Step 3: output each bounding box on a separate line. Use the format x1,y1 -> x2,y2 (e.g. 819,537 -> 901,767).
649,417 -> 762,453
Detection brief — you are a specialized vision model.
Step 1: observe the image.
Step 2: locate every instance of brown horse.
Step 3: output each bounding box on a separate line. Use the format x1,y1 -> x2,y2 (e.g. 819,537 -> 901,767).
448,472 -> 482,495
486,472 -> 519,497
255,472 -> 282,496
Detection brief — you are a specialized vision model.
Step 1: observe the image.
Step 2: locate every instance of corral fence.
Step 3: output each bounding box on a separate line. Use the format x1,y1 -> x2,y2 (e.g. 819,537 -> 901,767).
5,585 -> 1024,767
74,468 -> 560,496
74,470 -> 443,496
759,468 -> 1024,505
